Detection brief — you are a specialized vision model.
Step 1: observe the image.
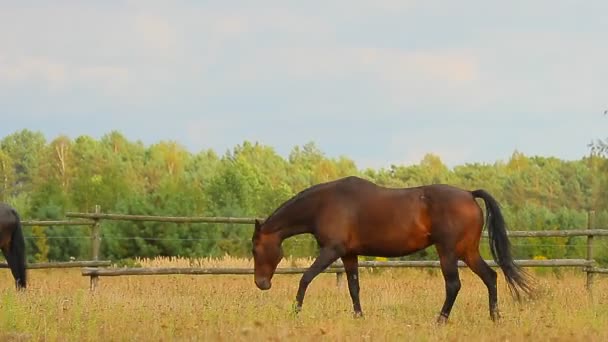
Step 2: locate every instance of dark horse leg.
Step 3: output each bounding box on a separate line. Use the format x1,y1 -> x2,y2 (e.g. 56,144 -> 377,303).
295,246 -> 341,313
465,251 -> 499,321
341,255 -> 363,317
437,250 -> 461,324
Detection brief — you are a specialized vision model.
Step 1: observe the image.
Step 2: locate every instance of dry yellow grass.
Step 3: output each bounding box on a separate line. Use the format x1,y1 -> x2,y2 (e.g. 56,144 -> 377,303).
1,258 -> 608,341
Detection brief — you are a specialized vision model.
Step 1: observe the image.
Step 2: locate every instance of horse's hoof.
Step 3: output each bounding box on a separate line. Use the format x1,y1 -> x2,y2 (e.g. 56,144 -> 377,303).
353,311 -> 364,319
436,314 -> 449,325
291,302 -> 302,315
491,311 -> 502,322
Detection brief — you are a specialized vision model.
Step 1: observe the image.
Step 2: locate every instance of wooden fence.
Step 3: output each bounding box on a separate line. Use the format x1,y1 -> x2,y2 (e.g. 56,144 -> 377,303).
3,210 -> 607,292
66,210 -> 608,292
0,210 -> 110,270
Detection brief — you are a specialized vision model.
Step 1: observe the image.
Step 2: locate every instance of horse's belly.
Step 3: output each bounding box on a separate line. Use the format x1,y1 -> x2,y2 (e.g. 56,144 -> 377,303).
352,230 -> 431,257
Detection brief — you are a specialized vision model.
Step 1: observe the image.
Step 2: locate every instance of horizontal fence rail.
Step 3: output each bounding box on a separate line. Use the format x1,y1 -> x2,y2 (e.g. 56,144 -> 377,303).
0,261 -> 111,269
63,212 -> 608,237
82,267 -> 344,276
81,259 -> 595,277
348,259 -> 595,268
66,212 -> 265,224
498,229 -> 608,237
589,268 -> 608,274
22,220 -> 95,226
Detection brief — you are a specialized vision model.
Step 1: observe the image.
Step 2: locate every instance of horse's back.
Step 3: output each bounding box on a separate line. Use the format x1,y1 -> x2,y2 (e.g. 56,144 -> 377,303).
319,177 -> 477,217
329,178 -> 476,211
0,203 -> 17,223
420,184 -> 481,218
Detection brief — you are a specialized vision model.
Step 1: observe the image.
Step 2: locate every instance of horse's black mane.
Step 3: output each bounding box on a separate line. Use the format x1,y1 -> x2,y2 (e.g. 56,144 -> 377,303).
263,185 -> 316,223
261,180 -> 338,231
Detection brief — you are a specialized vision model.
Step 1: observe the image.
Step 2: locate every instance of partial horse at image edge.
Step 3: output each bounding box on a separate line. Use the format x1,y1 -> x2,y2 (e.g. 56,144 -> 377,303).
251,176 -> 533,323
0,203 -> 27,290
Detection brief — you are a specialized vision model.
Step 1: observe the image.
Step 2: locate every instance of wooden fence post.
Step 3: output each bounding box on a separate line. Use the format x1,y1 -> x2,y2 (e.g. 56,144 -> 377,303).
336,271 -> 344,288
90,205 -> 101,290
586,210 -> 595,295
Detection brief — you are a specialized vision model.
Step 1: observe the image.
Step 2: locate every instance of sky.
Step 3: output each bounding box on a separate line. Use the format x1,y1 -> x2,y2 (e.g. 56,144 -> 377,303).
1,1 -> 607,169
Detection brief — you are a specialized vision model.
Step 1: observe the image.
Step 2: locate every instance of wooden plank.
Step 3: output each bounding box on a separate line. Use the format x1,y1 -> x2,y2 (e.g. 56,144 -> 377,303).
0,260 -> 111,269
18,218 -> 608,238
487,229 -> 608,238
81,259 -> 593,277
63,212 -> 608,237
81,267 -> 343,276
21,220 -> 95,227
66,212 -> 265,224
89,205 -> 102,291
587,211 -> 596,292
349,259 -> 593,268
588,268 -> 608,274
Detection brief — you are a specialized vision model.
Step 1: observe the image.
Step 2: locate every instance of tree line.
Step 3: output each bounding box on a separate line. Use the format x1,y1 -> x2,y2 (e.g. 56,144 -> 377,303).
1,129 -> 607,265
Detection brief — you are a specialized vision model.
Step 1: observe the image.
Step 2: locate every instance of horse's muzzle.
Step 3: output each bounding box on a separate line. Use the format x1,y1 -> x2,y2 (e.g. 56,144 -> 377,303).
255,278 -> 271,290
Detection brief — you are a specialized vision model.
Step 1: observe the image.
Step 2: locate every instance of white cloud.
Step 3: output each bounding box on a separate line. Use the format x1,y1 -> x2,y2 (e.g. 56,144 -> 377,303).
133,13 -> 177,56
0,56 -> 67,91
75,65 -> 132,96
184,117 -> 232,152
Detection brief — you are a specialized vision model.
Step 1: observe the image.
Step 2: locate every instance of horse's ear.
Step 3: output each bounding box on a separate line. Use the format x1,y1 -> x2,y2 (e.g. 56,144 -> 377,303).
254,219 -> 261,232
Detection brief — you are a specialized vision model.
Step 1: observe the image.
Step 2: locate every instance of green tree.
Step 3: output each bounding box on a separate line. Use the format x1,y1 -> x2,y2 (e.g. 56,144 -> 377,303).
0,129 -> 46,196
0,150 -> 15,202
30,225 -> 50,262
0,129 -> 606,262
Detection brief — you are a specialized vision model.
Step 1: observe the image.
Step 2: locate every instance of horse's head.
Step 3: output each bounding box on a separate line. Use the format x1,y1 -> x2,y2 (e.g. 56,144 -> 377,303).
251,219 -> 283,290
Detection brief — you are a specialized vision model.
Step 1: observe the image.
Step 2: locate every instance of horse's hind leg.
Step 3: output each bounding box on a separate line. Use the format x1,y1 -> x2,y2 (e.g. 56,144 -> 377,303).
464,251 -> 499,321
436,249 -> 461,324
295,246 -> 341,313
341,255 -> 363,317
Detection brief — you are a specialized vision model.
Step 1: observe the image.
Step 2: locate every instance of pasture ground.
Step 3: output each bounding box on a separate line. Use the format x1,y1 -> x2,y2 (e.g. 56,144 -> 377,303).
1,257 -> 607,341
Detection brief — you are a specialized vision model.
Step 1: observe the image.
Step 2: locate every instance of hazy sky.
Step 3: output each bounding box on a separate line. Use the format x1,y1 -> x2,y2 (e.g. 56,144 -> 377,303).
1,1 -> 607,168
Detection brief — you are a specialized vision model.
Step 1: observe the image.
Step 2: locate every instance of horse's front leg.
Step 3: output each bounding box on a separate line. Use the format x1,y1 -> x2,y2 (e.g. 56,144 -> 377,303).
295,246 -> 341,313
341,255 -> 363,317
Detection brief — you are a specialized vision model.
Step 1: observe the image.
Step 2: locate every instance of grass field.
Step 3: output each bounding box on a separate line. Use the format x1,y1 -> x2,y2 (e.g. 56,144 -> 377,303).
1,257 -> 608,341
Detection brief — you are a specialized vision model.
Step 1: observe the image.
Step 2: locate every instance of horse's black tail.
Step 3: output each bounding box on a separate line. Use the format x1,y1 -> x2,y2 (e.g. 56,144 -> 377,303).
6,209 -> 27,290
472,189 -> 532,300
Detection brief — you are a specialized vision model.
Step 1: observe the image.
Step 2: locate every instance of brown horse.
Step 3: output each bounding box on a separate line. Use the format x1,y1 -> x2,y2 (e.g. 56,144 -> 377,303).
0,203 -> 27,290
251,176 -> 531,322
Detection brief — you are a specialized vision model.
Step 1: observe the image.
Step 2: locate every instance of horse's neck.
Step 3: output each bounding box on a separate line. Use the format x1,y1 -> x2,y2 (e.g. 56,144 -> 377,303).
277,224 -> 311,240
265,215 -> 312,241
263,195 -> 314,240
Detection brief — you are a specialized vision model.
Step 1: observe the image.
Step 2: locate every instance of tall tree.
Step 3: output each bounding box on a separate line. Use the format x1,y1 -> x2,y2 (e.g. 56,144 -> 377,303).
0,129 -> 46,197
0,150 -> 15,202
